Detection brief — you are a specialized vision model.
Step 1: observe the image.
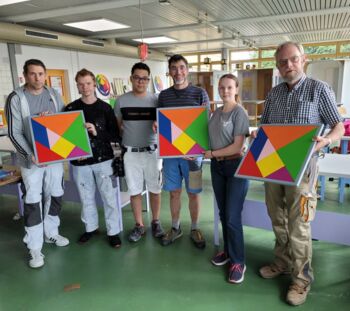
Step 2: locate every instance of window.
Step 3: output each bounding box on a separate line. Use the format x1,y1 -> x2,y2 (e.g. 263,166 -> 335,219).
200,64 -> 210,72
340,43 -> 350,53
261,49 -> 275,58
261,61 -> 275,69
211,64 -> 222,71
231,50 -> 258,61
200,53 -> 221,62
304,45 -> 336,55
183,54 -> 198,63
189,65 -> 198,72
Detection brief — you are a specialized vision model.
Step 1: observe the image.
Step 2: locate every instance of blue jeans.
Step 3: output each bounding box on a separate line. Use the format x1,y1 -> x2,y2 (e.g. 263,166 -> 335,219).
211,158 -> 249,264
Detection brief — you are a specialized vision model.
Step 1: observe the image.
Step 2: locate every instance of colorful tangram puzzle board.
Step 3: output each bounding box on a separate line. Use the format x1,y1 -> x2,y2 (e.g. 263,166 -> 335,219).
30,111 -> 92,164
157,106 -> 209,158
235,124 -> 323,186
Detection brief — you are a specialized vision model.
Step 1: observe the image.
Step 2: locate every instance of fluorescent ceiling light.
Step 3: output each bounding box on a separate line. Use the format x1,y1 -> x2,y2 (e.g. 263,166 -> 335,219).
64,19 -> 130,32
0,0 -> 29,6
133,36 -> 177,44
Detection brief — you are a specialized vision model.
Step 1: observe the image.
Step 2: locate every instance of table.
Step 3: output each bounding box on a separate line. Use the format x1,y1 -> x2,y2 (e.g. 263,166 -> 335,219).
318,153 -> 350,203
0,136 -> 16,165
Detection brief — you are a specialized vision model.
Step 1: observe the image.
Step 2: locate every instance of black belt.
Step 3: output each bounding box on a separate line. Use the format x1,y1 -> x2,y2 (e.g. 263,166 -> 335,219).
124,144 -> 157,152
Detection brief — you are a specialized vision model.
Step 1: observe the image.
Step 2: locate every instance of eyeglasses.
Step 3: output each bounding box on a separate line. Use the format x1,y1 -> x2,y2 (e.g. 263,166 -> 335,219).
132,75 -> 150,83
277,55 -> 303,67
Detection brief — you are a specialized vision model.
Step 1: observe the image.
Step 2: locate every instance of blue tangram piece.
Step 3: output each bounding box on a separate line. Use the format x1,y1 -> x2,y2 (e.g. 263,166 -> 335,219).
158,111 -> 172,142
31,119 -> 50,149
250,128 -> 268,160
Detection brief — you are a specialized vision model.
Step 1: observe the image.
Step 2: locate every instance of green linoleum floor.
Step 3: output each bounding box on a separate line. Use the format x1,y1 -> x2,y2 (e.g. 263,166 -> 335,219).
0,165 -> 350,311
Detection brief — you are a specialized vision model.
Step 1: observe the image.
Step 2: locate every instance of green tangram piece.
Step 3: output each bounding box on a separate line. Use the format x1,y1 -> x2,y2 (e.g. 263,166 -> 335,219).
277,128 -> 318,180
184,109 -> 209,149
61,113 -> 90,153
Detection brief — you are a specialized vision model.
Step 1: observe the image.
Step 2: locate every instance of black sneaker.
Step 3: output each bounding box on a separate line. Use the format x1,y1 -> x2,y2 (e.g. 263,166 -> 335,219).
108,234 -> 122,248
151,221 -> 165,238
78,229 -> 99,244
128,225 -> 146,242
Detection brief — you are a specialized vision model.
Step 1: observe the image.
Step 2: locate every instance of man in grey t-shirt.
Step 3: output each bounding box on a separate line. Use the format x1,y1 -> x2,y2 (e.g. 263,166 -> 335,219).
5,59 -> 69,269
115,62 -> 164,242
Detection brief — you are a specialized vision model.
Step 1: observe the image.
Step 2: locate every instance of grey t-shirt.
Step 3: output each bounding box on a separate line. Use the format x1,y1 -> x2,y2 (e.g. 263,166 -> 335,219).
24,88 -> 56,115
208,104 -> 249,150
115,91 -> 158,147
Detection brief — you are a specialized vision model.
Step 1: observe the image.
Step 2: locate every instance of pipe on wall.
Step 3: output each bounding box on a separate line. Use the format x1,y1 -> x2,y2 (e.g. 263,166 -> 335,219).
0,22 -> 166,62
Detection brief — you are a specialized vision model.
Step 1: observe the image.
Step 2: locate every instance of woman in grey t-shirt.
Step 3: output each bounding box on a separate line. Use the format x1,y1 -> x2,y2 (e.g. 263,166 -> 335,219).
203,74 -> 249,284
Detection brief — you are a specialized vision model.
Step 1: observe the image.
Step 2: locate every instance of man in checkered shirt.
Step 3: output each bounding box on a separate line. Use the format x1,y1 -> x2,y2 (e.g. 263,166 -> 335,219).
257,41 -> 344,306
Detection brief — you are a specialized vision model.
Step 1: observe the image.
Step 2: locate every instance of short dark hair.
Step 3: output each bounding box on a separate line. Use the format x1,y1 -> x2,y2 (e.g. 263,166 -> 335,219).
168,54 -> 188,69
23,59 -> 46,74
75,68 -> 96,83
131,62 -> 150,75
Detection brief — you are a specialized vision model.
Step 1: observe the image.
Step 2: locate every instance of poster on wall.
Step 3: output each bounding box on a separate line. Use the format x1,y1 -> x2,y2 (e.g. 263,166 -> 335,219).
96,74 -> 111,96
29,111 -> 92,165
153,75 -> 164,93
235,124 -> 324,186
49,76 -> 64,97
157,106 -> 209,158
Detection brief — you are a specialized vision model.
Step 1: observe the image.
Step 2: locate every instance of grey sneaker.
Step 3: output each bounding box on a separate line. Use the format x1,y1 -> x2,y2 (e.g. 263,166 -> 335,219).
161,227 -> 183,246
190,229 -> 206,249
151,221 -> 165,238
128,225 -> 146,242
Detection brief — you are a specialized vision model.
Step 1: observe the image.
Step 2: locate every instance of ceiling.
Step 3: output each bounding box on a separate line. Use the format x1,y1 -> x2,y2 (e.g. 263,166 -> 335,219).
1,0 -> 350,55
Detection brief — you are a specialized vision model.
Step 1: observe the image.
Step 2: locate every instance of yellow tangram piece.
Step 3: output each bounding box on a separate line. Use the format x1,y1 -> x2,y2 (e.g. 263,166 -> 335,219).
51,136 -> 75,158
257,151 -> 284,177
173,132 -> 196,154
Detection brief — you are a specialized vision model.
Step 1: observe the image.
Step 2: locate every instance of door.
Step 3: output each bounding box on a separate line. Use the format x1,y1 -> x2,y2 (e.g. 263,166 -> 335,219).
46,69 -> 71,105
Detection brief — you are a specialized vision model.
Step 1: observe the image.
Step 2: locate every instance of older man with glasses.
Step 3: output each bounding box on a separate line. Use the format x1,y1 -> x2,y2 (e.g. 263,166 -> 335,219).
257,41 -> 344,306
115,62 -> 164,243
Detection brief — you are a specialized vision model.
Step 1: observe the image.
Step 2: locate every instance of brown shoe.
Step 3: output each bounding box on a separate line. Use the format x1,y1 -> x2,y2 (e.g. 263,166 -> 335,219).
259,263 -> 290,279
286,283 -> 310,306
190,229 -> 206,249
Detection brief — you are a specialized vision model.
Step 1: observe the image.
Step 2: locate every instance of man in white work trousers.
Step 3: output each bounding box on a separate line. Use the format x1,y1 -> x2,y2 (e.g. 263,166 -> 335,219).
5,59 -> 69,269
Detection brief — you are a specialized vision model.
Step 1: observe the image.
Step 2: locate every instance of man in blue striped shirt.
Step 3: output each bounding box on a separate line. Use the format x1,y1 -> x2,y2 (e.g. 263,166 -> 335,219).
258,41 -> 344,306
158,54 -> 209,249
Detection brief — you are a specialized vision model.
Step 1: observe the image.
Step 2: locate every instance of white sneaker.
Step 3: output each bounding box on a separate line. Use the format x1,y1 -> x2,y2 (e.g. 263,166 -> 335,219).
45,234 -> 70,247
28,249 -> 45,268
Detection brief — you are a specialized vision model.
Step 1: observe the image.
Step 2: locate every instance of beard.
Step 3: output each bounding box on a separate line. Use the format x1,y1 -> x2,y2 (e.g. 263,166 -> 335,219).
282,70 -> 304,84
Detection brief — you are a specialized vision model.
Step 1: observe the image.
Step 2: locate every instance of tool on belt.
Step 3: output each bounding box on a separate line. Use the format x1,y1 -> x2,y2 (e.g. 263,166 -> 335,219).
299,154 -> 319,222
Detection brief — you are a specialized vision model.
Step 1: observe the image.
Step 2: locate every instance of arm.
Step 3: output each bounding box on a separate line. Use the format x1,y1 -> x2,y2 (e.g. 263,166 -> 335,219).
5,92 -> 33,161
204,135 -> 245,159
315,84 -> 345,151
315,121 -> 345,152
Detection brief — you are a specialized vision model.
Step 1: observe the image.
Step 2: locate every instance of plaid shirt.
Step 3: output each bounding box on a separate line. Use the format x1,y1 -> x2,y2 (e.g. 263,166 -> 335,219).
261,74 -> 342,127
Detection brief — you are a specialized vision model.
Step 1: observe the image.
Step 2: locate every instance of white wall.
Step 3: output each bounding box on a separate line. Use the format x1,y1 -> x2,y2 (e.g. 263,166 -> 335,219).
14,44 -> 168,102
0,43 -> 14,108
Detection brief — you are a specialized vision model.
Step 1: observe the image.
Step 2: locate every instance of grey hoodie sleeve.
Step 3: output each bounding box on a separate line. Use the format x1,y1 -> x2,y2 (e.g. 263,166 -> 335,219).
51,88 -> 65,112
5,91 -> 33,160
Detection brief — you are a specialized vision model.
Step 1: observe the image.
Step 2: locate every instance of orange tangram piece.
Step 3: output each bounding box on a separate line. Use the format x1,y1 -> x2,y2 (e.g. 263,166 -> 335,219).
33,112 -> 81,136
262,125 -> 318,149
160,108 -> 204,131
